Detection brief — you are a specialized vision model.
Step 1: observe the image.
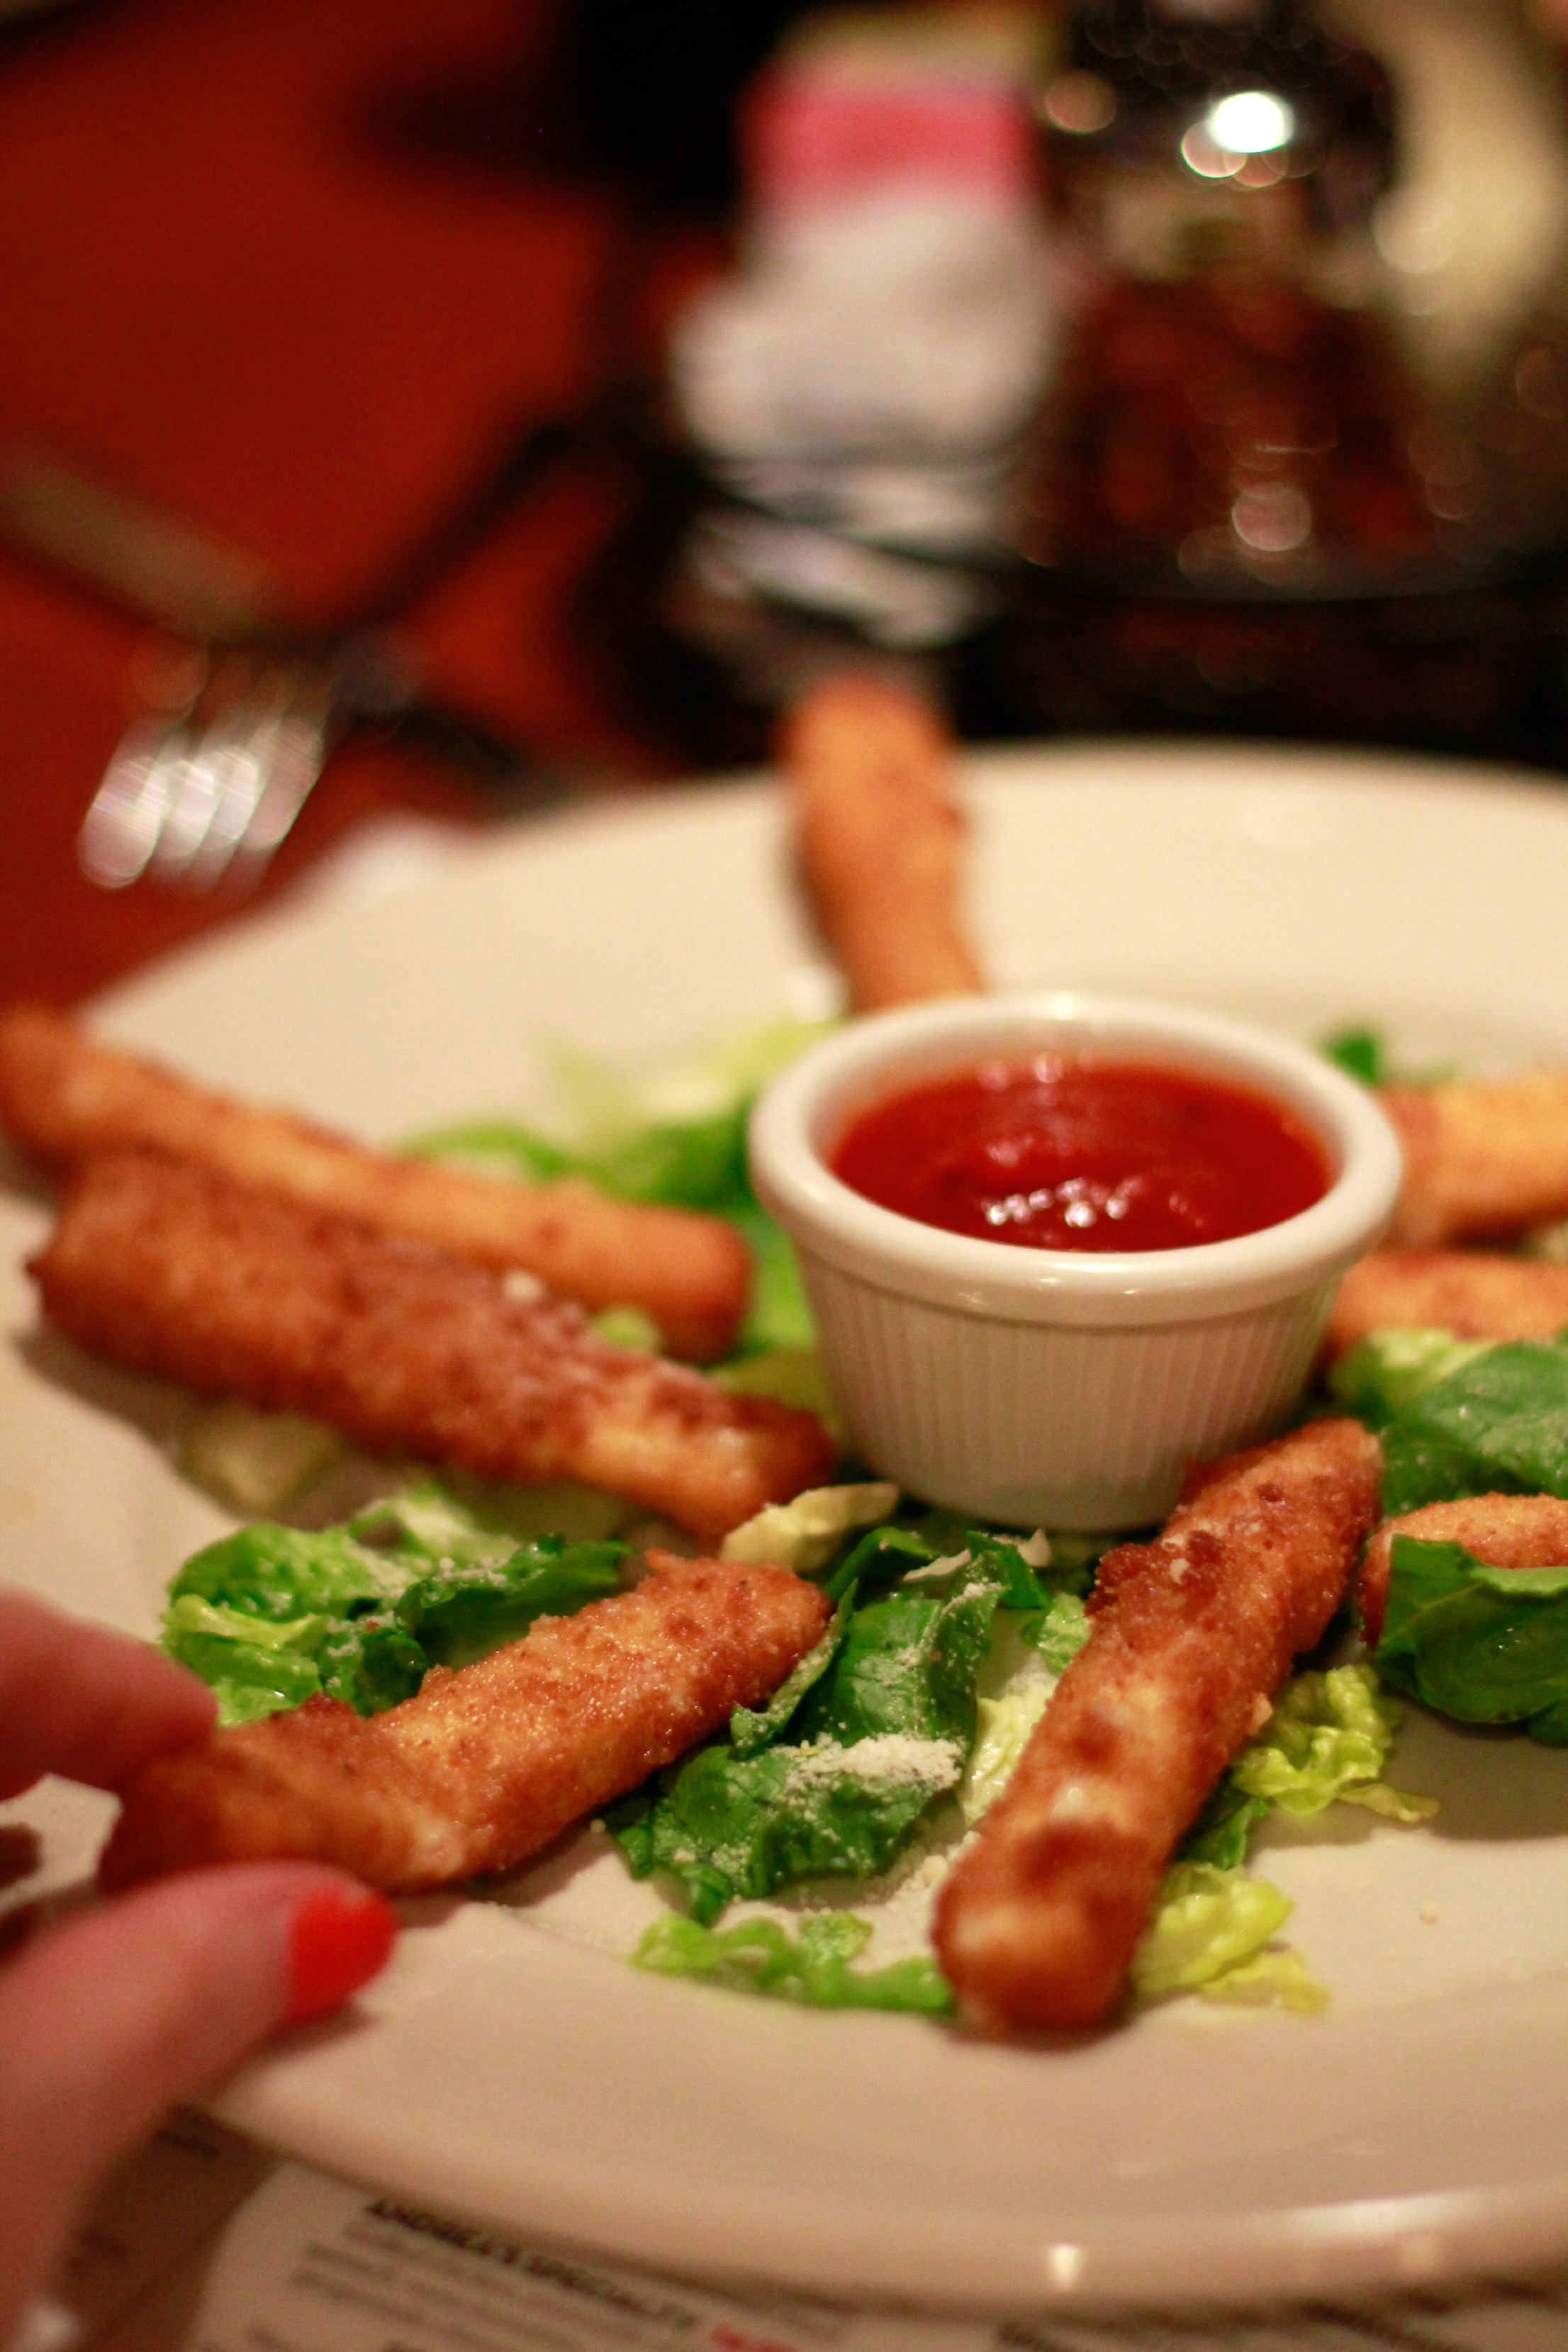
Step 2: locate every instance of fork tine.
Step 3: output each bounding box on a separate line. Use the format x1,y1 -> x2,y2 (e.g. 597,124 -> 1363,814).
180,668 -> 298,890
77,712 -> 187,887
79,644 -> 341,895
221,671 -> 334,887
146,654 -> 264,883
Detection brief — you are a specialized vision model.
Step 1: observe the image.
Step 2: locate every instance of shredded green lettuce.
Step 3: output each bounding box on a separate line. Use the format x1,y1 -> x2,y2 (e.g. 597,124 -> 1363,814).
1197,1947 -> 1330,2014
1132,1863 -> 1308,2003
162,1490 -> 627,1724
404,1018 -> 835,1357
1332,1332 -> 1568,1517
1328,1329 -> 1494,1430
719,1482 -> 898,1573
633,1911 -> 954,2014
177,1401 -> 345,1516
714,1345 -> 840,1434
609,1533 -> 1078,1927
958,1613 -> 1062,1825
1376,1535 -> 1568,1742
1321,1026 -> 1387,1087
1167,1662 -> 1436,1998
729,1594 -> 853,1759
1229,1664 -> 1438,1825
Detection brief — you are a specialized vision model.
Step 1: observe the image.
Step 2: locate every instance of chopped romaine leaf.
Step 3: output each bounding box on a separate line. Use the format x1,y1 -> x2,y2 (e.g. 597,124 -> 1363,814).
1180,1779 -> 1272,1870
1182,1663 -> 1435,1867
632,1910 -> 954,2013
1024,1589 -> 1092,1674
1131,1863 -> 1293,1998
715,1345 -> 839,1436
164,1484 -> 635,1723
730,1593 -> 853,1757
399,1121 -> 571,1185
824,1524 -> 939,1604
316,1619 -> 428,1715
793,1572 -> 1000,1752
1321,1026 -> 1386,1087
958,1610 -> 1068,1824
615,1733 -> 963,1923
353,1472 -> 630,1558
177,1401 -> 345,1516
1198,1947 -> 1329,2013
1230,1664 -> 1437,1823
1337,1338 -> 1568,1517
165,1593 -> 329,1654
719,1482 -> 898,1573
170,1522 -> 409,1623
395,1537 -> 627,1670
1376,1535 -> 1568,1740
581,1106 -> 750,1214
1329,1329 -> 1494,1430
612,1557 -> 1017,1919
173,1645 -> 325,1725
725,1198 -> 815,1354
588,1306 -> 663,1353
162,1593 -> 332,1725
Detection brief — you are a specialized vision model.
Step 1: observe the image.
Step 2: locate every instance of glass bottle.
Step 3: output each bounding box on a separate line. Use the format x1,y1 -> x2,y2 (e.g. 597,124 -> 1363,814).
1000,0 -> 1568,756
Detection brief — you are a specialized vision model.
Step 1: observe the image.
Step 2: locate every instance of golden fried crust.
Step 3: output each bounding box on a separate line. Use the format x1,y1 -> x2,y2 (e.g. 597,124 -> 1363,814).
933,1418 -> 1382,2036
1325,1248 -> 1568,1360
30,1153 -> 836,1542
99,1553 -> 831,1893
780,675 -> 984,1012
0,1004 -> 748,1360
1382,1073 -> 1568,1250
1360,1494 -> 1568,1646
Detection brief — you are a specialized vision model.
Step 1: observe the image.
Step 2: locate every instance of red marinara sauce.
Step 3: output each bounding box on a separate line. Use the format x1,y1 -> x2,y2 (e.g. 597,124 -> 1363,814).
829,1056 -> 1331,1253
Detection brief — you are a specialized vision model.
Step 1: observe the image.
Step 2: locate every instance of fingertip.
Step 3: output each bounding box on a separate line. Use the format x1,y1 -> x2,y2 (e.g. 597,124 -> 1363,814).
284,1882 -> 399,2025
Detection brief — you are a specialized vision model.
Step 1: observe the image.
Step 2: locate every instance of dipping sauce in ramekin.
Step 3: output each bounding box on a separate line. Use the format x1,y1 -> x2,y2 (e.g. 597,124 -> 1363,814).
830,1057 -> 1331,1254
750,992 -> 1401,1528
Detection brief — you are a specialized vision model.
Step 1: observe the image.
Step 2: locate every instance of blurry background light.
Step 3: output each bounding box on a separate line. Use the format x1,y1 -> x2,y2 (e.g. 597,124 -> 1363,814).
1205,89 -> 1296,155
1180,120 -> 1243,177
1041,70 -> 1116,135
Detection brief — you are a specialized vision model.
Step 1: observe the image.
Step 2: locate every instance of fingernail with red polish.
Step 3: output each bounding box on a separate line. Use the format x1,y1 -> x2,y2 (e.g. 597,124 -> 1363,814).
286,1885 -> 398,2024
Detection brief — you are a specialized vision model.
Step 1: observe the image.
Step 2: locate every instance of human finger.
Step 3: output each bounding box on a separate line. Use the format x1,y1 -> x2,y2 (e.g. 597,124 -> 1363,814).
0,1589 -> 215,1801
0,1860 -> 396,2347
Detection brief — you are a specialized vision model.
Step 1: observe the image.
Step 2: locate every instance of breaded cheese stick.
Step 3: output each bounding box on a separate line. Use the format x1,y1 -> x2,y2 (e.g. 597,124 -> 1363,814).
1326,1247 -> 1568,1359
100,1552 -> 831,1893
30,1153 -> 836,1542
781,673 -> 984,1012
1360,1493 -> 1568,1645
934,1418 -> 1382,2034
1383,1072 -> 1568,1250
0,1004 -> 747,1361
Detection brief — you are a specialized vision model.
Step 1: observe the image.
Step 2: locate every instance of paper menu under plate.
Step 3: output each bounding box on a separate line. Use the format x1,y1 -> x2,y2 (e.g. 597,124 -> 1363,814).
32,2117 -> 1568,2352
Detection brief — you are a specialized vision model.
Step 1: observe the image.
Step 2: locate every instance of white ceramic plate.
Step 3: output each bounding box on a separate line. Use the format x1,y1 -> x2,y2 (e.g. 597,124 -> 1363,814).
8,741 -> 1568,2316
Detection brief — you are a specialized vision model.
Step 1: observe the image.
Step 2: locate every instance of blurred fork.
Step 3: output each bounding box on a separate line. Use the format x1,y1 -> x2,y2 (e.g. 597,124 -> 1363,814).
79,647 -> 341,891
1,382 -> 603,892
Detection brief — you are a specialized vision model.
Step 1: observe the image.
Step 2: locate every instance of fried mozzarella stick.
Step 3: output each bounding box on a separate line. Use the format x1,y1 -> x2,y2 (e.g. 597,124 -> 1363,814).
0,1004 -> 746,1361
101,1552 -> 831,1893
1326,1247 -> 1568,1360
934,1418 -> 1382,2035
30,1153 -> 835,1542
1360,1494 -> 1568,1646
1383,1072 -> 1568,1250
781,673 -> 984,1011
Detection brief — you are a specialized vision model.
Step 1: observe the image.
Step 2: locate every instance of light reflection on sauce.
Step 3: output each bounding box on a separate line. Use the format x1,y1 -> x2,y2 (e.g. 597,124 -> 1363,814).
830,1055 -> 1331,1253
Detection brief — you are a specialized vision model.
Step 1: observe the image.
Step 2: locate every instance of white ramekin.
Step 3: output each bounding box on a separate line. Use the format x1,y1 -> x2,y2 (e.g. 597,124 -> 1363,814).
749,992 -> 1401,1530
